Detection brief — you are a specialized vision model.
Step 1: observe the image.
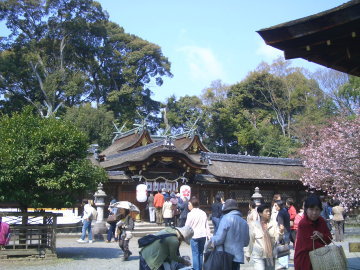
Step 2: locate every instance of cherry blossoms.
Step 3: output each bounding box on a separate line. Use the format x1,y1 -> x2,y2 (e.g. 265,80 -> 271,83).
299,115 -> 360,209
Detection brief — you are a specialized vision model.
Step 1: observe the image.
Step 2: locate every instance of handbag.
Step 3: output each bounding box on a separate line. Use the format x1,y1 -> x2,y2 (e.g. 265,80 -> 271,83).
203,245 -> 234,270
309,236 -> 347,270
273,243 -> 290,258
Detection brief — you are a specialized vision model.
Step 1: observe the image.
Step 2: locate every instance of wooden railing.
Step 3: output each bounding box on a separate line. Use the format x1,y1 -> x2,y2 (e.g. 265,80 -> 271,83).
0,212 -> 62,259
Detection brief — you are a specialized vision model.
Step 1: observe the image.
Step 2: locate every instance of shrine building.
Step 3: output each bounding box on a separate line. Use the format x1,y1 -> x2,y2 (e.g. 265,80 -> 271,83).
94,125 -> 305,218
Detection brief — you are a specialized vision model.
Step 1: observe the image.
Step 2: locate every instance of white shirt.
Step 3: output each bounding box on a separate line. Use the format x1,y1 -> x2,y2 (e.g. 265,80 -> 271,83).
185,208 -> 211,239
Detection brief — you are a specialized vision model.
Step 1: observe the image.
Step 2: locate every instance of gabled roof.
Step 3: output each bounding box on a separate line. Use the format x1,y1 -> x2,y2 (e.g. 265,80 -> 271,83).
257,0 -> 360,76
100,129 -> 153,157
174,134 -> 210,153
100,140 -> 207,171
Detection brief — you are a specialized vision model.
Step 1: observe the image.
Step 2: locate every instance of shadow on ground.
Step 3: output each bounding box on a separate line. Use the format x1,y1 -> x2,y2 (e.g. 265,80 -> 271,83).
57,247 -> 121,260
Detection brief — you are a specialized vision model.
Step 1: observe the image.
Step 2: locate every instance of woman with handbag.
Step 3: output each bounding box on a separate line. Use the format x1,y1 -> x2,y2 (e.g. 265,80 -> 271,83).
245,203 -> 284,270
294,195 -> 332,270
209,199 -> 249,270
115,208 -> 135,261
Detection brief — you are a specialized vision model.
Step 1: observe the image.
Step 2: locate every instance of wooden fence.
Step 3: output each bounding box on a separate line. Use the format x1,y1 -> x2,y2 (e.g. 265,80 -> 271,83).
0,212 -> 62,259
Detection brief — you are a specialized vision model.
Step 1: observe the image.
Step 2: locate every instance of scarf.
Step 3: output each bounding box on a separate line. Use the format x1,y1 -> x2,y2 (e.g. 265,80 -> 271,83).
261,221 -> 274,266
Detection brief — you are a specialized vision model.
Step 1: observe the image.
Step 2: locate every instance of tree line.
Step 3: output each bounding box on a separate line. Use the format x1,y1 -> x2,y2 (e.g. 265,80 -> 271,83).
0,0 -> 359,209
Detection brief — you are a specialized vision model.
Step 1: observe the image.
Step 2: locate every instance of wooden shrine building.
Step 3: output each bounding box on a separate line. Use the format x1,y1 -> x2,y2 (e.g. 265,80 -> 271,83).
257,0 -> 360,76
95,125 -> 305,217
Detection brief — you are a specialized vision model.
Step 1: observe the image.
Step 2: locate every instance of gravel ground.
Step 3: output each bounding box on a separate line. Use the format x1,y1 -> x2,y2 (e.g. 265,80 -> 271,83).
1,236 -> 360,270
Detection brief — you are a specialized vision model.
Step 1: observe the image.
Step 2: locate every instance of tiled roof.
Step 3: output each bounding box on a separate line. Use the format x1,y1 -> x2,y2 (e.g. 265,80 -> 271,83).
204,152 -> 302,166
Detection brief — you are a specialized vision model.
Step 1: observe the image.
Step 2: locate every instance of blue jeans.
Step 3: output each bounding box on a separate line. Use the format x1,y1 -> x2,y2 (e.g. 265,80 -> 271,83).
190,237 -> 206,270
107,222 -> 116,241
81,219 -> 93,241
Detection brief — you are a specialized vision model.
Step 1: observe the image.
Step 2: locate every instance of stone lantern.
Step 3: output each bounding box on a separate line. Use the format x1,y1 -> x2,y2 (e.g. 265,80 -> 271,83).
251,187 -> 263,206
93,183 -> 107,239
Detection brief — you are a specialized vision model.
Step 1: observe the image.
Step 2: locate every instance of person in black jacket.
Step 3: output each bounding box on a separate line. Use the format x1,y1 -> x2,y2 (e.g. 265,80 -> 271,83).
211,194 -> 223,233
178,197 -> 190,227
275,200 -> 290,269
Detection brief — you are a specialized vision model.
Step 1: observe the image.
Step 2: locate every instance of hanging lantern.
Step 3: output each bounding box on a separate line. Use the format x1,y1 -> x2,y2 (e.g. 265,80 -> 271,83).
180,185 -> 191,200
136,184 -> 147,202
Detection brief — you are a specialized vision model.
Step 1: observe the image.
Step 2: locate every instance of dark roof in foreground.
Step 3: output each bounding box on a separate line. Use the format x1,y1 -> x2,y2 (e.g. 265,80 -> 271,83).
257,0 -> 360,76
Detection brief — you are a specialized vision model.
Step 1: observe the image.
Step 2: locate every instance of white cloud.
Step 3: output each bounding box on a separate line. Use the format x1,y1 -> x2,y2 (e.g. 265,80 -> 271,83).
256,39 -> 282,61
177,46 -> 226,81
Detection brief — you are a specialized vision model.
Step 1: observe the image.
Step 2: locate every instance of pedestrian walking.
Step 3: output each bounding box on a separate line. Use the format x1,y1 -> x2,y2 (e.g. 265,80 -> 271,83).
211,199 -> 250,270
320,196 -> 332,231
294,195 -> 332,270
246,203 -> 284,270
154,189 -> 165,225
106,198 -> 119,243
77,199 -> 94,243
139,226 -> 193,270
332,200 -> 345,242
274,200 -> 290,269
286,198 -> 297,245
211,194 -> 223,233
178,196 -> 189,227
247,200 -> 259,224
162,194 -> 173,227
147,192 -> 155,223
115,208 -> 135,261
186,197 -> 211,270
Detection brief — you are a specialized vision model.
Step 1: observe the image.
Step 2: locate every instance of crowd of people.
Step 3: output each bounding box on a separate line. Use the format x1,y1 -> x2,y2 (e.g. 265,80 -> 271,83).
74,192 -> 347,269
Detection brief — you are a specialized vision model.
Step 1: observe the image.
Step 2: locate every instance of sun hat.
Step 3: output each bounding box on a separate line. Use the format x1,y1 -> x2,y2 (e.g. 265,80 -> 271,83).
175,226 -> 194,245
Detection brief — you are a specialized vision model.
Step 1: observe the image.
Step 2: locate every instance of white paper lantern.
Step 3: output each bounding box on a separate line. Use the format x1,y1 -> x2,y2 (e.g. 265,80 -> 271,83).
136,184 -> 147,202
180,185 -> 191,200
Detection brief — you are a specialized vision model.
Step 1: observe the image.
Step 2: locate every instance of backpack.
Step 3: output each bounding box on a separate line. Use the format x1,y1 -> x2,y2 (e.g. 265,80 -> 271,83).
138,233 -> 177,248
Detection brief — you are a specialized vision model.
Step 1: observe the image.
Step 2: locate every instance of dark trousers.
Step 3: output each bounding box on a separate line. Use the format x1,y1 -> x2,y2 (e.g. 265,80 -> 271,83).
164,218 -> 172,227
139,255 -> 165,270
232,261 -> 240,270
107,222 -> 116,241
178,218 -> 186,227
211,217 -> 220,234
334,220 -> 344,242
290,230 -> 297,245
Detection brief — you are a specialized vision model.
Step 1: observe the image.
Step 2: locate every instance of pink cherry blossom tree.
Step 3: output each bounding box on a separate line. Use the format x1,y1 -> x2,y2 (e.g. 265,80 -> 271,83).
299,115 -> 360,209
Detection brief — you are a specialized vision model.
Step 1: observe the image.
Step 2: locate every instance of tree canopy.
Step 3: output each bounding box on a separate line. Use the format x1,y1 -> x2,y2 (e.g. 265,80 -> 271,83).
0,108 -> 107,209
0,0 -> 171,127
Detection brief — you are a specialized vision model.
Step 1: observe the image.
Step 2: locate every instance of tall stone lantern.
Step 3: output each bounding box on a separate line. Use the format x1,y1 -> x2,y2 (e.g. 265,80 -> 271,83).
93,183 -> 107,239
251,187 -> 263,206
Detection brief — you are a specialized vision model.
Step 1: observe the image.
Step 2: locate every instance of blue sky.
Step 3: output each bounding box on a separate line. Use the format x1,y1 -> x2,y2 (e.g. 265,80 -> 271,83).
0,0 -> 347,102
97,0 -> 346,102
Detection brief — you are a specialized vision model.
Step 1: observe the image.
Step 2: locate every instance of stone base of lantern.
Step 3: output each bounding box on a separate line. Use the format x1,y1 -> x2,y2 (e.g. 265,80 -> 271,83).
92,221 -> 107,240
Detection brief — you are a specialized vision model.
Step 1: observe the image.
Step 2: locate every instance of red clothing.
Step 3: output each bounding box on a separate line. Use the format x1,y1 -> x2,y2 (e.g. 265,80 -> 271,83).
154,193 -> 165,208
294,215 -> 332,270
288,205 -> 297,230
0,221 -> 10,245
293,212 -> 304,231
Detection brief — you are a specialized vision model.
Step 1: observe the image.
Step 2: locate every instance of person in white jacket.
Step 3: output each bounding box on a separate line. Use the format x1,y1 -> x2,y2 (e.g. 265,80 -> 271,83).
77,199 -> 94,243
162,195 -> 173,227
245,204 -> 284,270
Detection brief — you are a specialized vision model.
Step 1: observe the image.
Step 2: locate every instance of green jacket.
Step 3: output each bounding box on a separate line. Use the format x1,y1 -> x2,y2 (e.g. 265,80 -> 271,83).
140,228 -> 185,270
